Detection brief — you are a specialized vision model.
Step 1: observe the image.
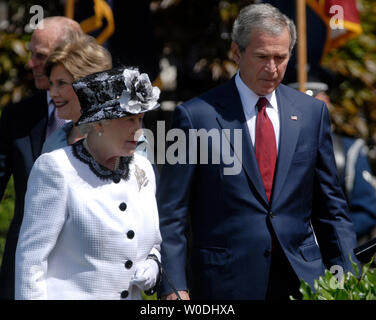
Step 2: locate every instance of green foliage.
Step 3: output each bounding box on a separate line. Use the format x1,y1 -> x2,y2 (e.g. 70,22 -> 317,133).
324,0 -> 376,145
293,256 -> 376,300
0,179 -> 15,265
0,31 -> 33,108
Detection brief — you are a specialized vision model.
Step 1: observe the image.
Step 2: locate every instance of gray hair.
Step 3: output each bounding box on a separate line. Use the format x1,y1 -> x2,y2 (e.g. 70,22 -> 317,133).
78,120 -> 110,135
77,123 -> 94,135
35,16 -> 83,49
231,3 -> 297,53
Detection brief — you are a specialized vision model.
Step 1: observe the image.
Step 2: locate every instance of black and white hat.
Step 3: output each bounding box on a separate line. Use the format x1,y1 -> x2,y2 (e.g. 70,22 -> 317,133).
73,67 -> 160,125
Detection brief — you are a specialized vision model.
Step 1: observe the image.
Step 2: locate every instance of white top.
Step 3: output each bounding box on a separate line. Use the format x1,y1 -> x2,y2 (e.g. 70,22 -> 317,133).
15,144 -> 161,300
235,72 -> 280,150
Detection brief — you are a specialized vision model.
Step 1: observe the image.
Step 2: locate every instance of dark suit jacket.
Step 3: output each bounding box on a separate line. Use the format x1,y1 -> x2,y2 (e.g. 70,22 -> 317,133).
335,135 -> 376,237
157,78 -> 358,299
0,90 -> 49,299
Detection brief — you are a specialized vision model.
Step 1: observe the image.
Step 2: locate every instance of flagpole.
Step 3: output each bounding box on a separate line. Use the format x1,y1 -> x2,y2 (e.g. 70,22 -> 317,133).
296,0 -> 307,93
65,0 -> 75,19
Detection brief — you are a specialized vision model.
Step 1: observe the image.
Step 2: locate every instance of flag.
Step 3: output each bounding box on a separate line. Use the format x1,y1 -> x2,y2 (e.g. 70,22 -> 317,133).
73,0 -> 115,45
306,0 -> 362,55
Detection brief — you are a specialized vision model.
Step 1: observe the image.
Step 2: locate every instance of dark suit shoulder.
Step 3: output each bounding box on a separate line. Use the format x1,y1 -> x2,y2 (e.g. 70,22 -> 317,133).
179,79 -> 235,114
3,90 -> 47,115
2,91 -> 48,125
1,90 -> 48,140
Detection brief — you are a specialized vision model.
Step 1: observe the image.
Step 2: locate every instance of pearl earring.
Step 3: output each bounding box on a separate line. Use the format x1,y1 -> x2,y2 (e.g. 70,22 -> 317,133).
98,132 -> 103,137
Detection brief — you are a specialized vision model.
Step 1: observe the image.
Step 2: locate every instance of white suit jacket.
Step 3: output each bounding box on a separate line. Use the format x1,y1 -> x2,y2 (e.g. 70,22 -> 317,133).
15,144 -> 161,300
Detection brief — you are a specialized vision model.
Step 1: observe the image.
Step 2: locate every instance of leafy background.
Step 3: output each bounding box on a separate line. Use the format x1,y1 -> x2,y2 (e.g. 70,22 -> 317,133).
297,256 -> 376,300
323,0 -> 376,166
1,0 -> 375,289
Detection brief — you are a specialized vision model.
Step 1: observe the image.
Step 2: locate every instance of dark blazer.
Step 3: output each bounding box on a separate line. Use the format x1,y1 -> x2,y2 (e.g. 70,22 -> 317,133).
157,78 -> 358,299
336,135 -> 376,237
0,90 -> 49,299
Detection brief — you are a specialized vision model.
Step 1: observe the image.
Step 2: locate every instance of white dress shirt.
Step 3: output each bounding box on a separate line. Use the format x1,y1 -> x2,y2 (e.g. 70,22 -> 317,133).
15,145 -> 161,300
235,72 -> 280,150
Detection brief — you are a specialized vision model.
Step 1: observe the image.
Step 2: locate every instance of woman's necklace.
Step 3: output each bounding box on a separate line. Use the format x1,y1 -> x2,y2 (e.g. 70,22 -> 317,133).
83,139 -> 120,170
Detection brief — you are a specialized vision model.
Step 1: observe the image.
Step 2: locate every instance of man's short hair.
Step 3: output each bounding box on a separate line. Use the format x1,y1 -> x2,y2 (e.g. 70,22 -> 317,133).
231,3 -> 297,53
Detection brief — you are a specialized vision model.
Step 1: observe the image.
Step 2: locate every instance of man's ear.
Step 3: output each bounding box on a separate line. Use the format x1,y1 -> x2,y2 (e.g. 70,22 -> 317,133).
231,41 -> 241,65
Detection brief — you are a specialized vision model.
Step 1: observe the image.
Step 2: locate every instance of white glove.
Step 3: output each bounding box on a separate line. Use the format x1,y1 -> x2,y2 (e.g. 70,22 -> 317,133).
129,259 -> 159,291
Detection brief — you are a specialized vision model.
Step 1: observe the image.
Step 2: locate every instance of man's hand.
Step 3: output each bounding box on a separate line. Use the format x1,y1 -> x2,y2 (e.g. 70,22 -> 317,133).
163,291 -> 190,300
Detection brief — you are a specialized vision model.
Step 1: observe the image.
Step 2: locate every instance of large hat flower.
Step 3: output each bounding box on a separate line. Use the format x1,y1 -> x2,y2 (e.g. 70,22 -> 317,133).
120,69 -> 160,114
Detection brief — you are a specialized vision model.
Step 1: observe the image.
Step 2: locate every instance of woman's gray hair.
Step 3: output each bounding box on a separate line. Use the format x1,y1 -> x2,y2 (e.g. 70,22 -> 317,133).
77,123 -> 94,135
231,3 -> 297,53
78,120 -> 110,135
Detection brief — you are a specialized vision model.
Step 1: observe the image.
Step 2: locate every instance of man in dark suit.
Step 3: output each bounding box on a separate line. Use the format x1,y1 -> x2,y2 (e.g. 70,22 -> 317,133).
0,17 -> 82,299
157,3 -> 358,300
313,87 -> 376,242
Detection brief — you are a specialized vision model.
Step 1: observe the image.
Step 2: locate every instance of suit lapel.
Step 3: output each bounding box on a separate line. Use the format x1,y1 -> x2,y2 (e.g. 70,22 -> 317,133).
215,78 -> 269,206
271,86 -> 301,203
30,91 -> 49,160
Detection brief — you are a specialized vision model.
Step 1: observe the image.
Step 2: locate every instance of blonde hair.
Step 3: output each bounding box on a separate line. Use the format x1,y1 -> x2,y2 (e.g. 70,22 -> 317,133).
45,33 -> 112,81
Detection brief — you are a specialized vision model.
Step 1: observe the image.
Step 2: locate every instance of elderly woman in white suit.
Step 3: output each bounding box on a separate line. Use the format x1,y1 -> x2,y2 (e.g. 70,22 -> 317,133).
15,67 -> 162,300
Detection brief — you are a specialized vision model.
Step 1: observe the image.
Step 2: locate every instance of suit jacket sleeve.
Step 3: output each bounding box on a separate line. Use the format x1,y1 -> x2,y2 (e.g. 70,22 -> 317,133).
347,144 -> 376,236
312,104 -> 358,272
15,153 -> 67,300
0,105 -> 13,200
157,104 -> 196,296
